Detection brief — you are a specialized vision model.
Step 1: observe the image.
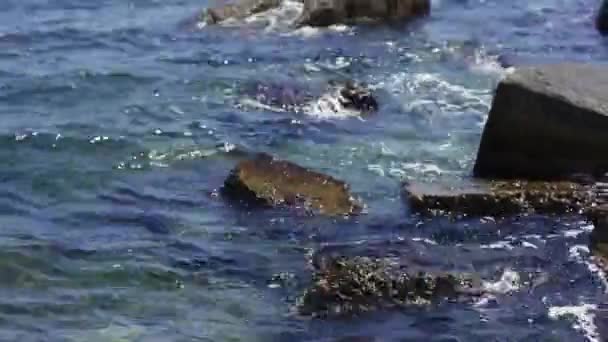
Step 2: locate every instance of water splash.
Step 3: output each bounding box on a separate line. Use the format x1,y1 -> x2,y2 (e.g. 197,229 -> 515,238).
549,304 -> 600,342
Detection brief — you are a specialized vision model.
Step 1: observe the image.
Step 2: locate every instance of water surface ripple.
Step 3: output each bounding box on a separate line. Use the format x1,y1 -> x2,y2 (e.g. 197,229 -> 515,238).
1,0 -> 608,341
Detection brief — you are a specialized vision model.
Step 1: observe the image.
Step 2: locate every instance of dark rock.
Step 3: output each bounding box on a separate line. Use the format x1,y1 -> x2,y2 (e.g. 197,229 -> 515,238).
222,153 -> 362,216
598,0 -> 608,35
295,0 -> 430,27
588,204 -> 608,262
403,180 -> 596,217
237,79 -> 378,116
298,256 -> 481,317
201,0 -> 281,25
338,81 -> 378,113
473,64 -> 608,180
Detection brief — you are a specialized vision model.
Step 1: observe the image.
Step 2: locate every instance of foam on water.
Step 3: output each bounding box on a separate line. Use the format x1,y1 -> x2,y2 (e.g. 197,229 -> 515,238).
548,304 -> 600,342
302,89 -> 363,120
569,245 -> 608,293
482,268 -> 521,294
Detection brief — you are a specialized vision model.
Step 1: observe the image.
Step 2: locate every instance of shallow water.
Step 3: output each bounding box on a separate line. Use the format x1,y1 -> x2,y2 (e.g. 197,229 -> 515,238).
1,0 -> 608,340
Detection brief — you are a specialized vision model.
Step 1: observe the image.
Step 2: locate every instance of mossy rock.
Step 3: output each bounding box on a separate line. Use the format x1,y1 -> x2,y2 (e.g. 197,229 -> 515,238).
298,256 -> 480,317
222,153 -> 362,216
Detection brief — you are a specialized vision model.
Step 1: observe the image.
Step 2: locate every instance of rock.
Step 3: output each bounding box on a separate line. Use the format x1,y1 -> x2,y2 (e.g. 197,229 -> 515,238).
598,0 -> 608,35
473,64 -> 608,180
201,0 -> 281,25
403,180 -> 596,217
338,81 -> 378,113
222,153 -> 362,216
588,204 -> 608,261
298,256 -> 481,317
295,0 -> 430,27
237,80 -> 378,116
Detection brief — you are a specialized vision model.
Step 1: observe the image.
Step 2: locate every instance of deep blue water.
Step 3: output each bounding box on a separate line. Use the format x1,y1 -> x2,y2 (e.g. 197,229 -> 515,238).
1,0 -> 608,341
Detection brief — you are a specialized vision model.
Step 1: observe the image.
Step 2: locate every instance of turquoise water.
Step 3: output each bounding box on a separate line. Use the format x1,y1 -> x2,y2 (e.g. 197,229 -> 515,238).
1,0 -> 608,340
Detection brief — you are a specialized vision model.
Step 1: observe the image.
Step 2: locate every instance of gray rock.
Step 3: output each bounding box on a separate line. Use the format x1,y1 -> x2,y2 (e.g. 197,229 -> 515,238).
473,64 -> 608,180
202,0 -> 281,25
598,0 -> 608,35
295,0 -> 430,27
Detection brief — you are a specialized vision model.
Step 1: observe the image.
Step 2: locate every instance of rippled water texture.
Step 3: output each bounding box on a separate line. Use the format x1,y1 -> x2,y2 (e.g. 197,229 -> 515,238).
1,0 -> 608,341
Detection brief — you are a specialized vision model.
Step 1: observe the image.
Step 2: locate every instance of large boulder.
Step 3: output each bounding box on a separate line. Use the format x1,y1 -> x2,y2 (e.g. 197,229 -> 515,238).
473,64 -> 608,180
598,0 -> 608,35
295,0 -> 430,27
222,153 -> 362,216
298,256 -> 482,317
404,180 -> 596,217
201,0 -> 281,25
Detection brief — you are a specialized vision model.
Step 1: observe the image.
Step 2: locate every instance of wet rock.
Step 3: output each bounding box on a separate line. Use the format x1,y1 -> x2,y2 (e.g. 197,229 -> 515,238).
298,256 -> 481,317
598,0 -> 608,35
588,204 -> 608,261
201,0 -> 281,25
237,80 -> 378,116
338,81 -> 378,113
222,153 -> 362,216
403,180 -> 596,217
473,64 -> 608,180
295,0 -> 430,27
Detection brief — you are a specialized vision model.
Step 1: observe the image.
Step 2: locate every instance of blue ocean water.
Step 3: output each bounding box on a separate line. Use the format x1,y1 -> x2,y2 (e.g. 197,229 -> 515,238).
0,0 -> 608,340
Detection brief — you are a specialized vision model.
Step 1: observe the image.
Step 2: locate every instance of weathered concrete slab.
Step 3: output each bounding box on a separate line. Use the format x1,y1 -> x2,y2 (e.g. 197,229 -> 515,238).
403,180 -> 596,217
295,0 -> 430,27
222,153 -> 362,216
473,64 -> 608,180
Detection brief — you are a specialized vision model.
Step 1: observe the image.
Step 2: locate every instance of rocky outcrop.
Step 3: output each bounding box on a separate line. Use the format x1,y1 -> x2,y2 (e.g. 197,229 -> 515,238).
201,0 -> 281,25
222,153 -> 362,216
295,0 -> 430,27
598,0 -> 608,35
404,180 -> 596,217
473,64 -> 608,180
298,256 -> 481,317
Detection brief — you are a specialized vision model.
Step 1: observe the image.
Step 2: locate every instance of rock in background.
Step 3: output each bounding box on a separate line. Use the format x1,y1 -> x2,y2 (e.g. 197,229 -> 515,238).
295,0 -> 430,27
473,64 -> 608,180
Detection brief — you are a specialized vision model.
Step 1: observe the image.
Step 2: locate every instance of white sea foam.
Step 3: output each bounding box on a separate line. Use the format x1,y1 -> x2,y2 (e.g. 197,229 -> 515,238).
482,268 -> 521,294
302,89 -> 362,119
480,241 -> 515,250
569,245 -> 608,293
548,304 -> 600,342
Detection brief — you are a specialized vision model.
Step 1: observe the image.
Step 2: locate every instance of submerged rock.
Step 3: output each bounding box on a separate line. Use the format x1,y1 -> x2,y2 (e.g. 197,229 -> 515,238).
295,0 -> 430,27
403,180 -> 596,217
338,81 -> 378,113
298,256 -> 481,317
201,0 -> 281,25
222,153 -> 362,216
589,204 -> 608,263
473,64 -> 608,180
237,80 -> 313,113
598,0 -> 608,35
237,80 -> 378,116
